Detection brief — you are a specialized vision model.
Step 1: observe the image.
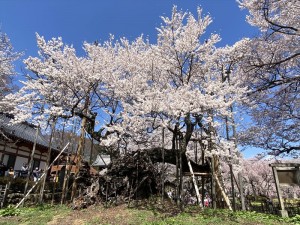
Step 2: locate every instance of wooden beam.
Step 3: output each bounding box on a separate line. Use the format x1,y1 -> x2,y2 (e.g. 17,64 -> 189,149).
270,163 -> 300,167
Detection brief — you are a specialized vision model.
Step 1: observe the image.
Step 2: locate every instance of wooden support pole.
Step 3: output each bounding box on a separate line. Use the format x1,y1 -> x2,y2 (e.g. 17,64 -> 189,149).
2,182 -> 10,208
201,130 -> 205,206
175,134 -> 179,206
272,166 -> 285,210
225,114 -> 236,211
187,156 -> 203,208
238,172 -> 246,210
61,149 -> 71,205
179,138 -> 183,210
39,119 -> 56,204
213,173 -> 232,211
272,166 -> 288,217
89,136 -> 94,165
161,127 -> 165,202
211,157 -> 216,209
23,126 -> 39,204
229,163 -> 236,211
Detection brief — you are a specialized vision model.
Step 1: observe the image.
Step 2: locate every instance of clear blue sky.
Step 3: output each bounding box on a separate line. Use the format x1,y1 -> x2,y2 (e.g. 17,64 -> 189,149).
0,0 -> 260,158
0,0 -> 258,55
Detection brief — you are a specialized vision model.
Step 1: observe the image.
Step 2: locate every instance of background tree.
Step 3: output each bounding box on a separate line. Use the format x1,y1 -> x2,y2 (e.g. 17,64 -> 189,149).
237,0 -> 300,157
0,30 -> 22,141
0,30 -> 21,101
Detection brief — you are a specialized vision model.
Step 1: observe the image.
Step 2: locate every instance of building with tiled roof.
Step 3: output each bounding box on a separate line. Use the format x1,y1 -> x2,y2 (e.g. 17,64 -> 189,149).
0,113 -> 59,172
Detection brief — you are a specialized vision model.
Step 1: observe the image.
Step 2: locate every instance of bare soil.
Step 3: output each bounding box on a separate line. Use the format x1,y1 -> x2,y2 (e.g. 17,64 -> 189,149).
48,204 -> 138,225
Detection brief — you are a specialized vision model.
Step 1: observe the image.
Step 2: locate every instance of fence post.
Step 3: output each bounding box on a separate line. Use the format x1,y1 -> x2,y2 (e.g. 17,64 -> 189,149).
271,166 -> 288,217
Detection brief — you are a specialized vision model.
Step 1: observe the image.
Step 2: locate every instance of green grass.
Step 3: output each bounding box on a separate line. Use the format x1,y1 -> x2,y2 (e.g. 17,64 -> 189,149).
129,207 -> 299,225
0,204 -> 70,225
0,204 -> 299,225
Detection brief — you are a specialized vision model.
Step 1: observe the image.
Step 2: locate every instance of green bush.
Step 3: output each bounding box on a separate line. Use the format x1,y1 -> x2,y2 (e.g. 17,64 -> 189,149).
0,205 -> 21,217
287,214 -> 300,225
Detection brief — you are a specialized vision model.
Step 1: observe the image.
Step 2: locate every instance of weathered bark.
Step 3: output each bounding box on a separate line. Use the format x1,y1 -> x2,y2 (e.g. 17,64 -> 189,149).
146,147 -> 210,174
71,147 -> 211,209
71,98 -> 89,201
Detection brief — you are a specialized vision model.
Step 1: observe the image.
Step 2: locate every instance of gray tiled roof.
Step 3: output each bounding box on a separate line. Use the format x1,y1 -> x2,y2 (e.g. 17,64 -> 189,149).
92,154 -> 111,167
0,114 -> 51,149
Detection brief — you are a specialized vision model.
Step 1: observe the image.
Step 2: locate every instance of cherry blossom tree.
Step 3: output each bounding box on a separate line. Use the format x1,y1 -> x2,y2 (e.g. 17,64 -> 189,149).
0,6 -> 257,207
237,0 -> 300,157
105,6 -> 247,159
0,31 -> 21,101
0,31 -> 22,141
0,33 -> 125,200
241,159 -> 275,198
0,6 -> 250,170
0,7 -> 246,204
99,7 -> 249,208
1,34 -> 118,127
233,158 -> 300,200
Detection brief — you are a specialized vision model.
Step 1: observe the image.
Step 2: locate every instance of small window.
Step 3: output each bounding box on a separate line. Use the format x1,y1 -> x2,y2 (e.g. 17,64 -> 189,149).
32,160 -> 40,171
3,154 -> 16,169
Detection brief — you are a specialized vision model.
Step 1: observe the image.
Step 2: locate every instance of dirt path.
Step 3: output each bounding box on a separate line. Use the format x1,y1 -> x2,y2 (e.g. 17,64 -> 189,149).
47,204 -> 147,225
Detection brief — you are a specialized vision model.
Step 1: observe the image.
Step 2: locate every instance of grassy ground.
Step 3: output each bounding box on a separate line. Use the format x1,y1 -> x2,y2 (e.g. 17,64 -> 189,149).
0,201 -> 299,225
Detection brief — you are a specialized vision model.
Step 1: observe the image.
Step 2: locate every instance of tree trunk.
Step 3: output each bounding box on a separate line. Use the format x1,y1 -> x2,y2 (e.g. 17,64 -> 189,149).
71,98 -> 89,201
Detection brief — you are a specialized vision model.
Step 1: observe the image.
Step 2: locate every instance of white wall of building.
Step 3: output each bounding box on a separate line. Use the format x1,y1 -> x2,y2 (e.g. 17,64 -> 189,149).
15,156 -> 28,171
